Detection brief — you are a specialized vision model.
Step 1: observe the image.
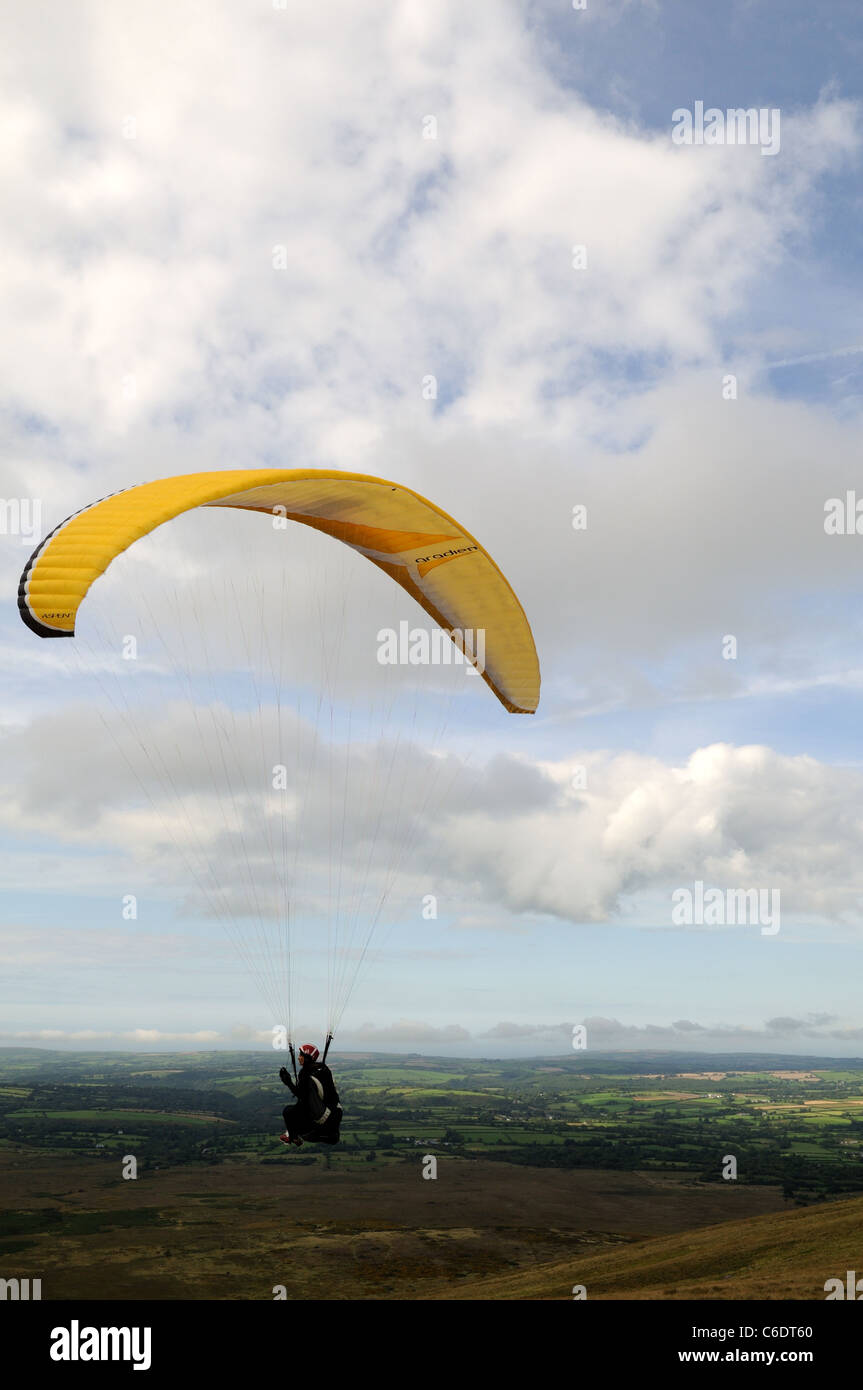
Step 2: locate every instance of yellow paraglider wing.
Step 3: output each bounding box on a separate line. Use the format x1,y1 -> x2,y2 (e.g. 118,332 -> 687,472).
18,468 -> 539,713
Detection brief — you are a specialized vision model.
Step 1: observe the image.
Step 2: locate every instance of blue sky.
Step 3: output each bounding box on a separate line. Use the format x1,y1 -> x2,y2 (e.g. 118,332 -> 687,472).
3,0 -> 863,1057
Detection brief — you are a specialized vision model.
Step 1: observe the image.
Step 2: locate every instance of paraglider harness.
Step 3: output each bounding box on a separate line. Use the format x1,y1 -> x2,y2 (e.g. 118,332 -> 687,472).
284,1036 -> 342,1142
306,1064 -> 339,1127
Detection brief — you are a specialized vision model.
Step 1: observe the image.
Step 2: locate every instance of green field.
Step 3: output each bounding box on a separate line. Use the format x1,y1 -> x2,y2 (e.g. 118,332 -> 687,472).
1,1048 -> 862,1199
7,1108 -> 231,1125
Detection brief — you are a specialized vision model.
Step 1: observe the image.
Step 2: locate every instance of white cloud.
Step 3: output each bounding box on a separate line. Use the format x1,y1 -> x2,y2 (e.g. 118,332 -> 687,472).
441,743 -> 863,923
6,717 -> 863,932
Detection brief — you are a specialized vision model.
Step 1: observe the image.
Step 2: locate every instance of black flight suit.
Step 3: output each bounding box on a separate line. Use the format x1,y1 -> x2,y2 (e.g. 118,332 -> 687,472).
281,1063 -> 342,1143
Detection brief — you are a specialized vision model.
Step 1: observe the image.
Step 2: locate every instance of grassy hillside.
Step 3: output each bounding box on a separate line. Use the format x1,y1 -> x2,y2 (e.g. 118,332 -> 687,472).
0,1154 -> 786,1300
428,1191 -> 863,1300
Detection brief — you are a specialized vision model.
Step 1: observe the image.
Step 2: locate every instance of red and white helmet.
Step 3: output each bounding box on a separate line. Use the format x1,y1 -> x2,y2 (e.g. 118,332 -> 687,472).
298,1042 -> 320,1062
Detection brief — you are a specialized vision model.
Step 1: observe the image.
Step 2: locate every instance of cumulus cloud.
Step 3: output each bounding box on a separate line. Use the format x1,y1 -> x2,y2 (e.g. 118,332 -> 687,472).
5,729 -> 863,931
0,3 -> 851,450
442,743 -> 863,923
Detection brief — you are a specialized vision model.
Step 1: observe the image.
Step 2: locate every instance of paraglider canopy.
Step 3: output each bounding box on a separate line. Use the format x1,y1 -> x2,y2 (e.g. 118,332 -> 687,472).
18,467 -> 540,714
